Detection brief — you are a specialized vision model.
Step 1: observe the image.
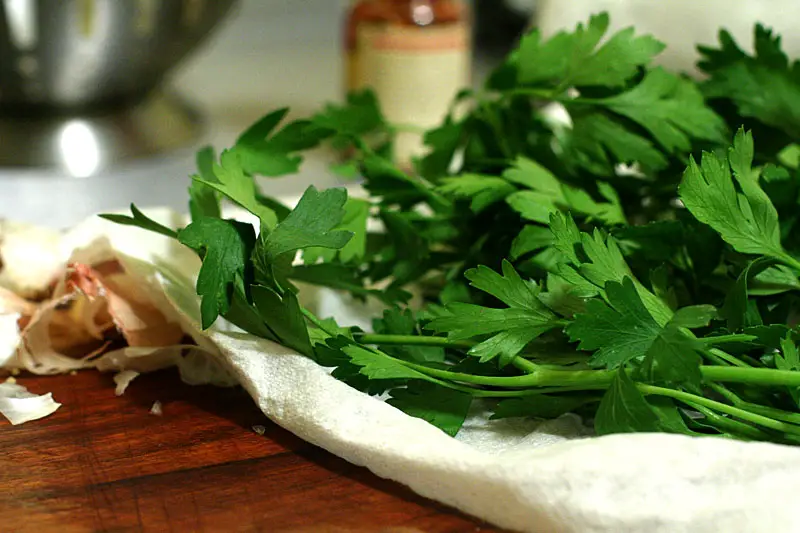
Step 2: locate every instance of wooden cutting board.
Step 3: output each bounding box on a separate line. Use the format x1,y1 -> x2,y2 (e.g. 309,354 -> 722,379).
1,369 -> 500,532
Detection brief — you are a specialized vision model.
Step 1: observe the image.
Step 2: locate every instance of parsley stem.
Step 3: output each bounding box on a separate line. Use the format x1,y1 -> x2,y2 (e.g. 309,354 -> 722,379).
397,360 -> 540,387
477,99 -> 514,158
701,349 -> 738,367
709,383 -> 800,425
389,123 -> 428,135
301,308 -> 340,337
465,385 -> 607,398
736,402 -> 800,425
396,360 -> 615,389
355,333 -> 541,375
698,334 -> 758,346
356,333 -> 474,350
777,251 -> 800,273
499,88 -> 564,101
639,384 -> 800,436
687,403 -> 771,441
512,357 -> 539,375
701,365 -> 800,387
706,348 -> 751,367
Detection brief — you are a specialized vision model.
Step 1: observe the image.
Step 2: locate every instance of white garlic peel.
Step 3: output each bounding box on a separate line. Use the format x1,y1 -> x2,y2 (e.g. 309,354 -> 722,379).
0,314 -> 20,368
0,221 -> 62,300
113,370 -> 140,396
0,379 -> 61,425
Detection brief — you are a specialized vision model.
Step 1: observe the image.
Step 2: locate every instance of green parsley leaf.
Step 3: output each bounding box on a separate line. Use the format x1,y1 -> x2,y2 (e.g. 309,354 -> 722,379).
177,218 -> 256,329
236,108 -> 330,177
342,344 -> 432,381
597,68 -> 726,153
188,146 -> 221,221
437,174 -> 516,213
491,394 -> 598,420
510,225 -> 554,260
502,156 -> 626,225
595,369 -> 661,434
194,149 -> 278,229
303,198 -> 370,264
314,339 -> 392,395
429,261 -> 560,366
566,112 -> 668,173
751,265 -> 800,296
679,129 -> 789,261
700,25 -> 800,138
670,305 -> 718,328
721,257 -> 776,331
99,204 -> 179,240
251,285 -> 312,356
518,13 -> 664,88
417,119 -> 463,178
568,278 -> 704,388
387,382 -> 472,436
237,107 -> 290,147
260,186 -> 353,260
373,308 -> 445,363
567,278 -> 663,369
313,89 -> 386,138
289,264 -> 411,306
638,325 -> 703,390
224,278 -> 277,340
776,336 -> 800,407
550,213 -> 672,324
361,151 -> 449,210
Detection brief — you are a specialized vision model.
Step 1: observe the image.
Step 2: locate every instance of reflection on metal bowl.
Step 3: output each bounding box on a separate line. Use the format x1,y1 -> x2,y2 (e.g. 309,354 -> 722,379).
0,0 -> 238,174
0,91 -> 199,176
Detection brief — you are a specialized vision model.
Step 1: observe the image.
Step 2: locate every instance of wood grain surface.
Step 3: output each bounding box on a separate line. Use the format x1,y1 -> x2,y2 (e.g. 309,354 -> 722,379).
1,369 -> 502,533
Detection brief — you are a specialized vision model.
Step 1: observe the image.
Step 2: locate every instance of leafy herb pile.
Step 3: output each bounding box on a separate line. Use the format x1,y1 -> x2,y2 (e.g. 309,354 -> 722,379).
107,14 -> 800,442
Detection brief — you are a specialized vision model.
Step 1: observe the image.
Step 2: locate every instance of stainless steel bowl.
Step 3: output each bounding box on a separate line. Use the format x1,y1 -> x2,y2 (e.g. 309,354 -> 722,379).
0,0 -> 237,110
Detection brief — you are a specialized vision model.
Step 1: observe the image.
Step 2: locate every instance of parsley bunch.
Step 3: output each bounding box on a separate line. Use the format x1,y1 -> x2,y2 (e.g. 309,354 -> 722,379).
106,14 -> 800,443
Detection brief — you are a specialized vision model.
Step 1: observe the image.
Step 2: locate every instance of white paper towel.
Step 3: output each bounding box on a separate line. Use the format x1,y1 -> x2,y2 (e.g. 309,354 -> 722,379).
11,212 -> 800,532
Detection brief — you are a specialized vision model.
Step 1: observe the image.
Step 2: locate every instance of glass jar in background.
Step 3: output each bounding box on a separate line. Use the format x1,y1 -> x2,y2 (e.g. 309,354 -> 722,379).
345,0 -> 472,167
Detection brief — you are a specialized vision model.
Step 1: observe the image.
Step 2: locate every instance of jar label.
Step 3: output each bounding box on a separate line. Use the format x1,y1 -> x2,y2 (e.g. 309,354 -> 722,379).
352,22 -> 471,165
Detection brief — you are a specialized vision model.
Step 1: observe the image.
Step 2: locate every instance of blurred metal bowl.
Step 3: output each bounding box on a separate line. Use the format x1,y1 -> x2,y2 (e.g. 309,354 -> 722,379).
0,0 -> 238,110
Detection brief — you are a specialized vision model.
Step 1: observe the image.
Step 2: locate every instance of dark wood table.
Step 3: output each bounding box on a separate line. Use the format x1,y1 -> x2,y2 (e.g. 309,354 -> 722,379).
2,369 -> 500,532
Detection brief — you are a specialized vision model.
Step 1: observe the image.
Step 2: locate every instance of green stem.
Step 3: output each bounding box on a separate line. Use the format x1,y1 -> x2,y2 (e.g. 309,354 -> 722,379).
740,402 -> 800,425
459,384 -> 606,398
477,99 -> 514,158
356,333 -> 541,375
356,333 -> 473,350
639,384 -> 800,436
688,403 -> 769,441
512,357 -> 540,375
698,334 -> 758,346
701,365 -> 800,387
708,382 -> 741,404
358,142 -> 452,212
301,308 -> 339,337
709,383 -> 800,426
399,360 -> 615,389
389,123 -> 428,135
701,350 -> 735,367
500,88 -> 563,101
707,348 -> 751,368
777,251 -> 800,273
